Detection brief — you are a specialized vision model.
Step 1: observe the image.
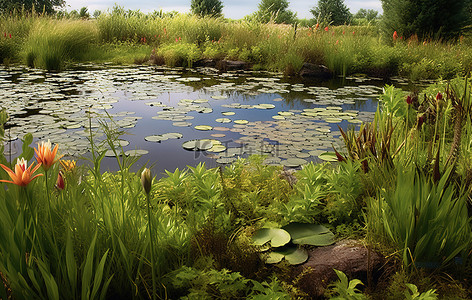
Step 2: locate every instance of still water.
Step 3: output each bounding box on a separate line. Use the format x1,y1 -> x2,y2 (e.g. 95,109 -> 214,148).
0,64 -> 386,176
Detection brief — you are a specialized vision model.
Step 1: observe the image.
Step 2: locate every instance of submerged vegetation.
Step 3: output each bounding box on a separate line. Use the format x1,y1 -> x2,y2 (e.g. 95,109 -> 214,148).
0,6 -> 470,80
1,73 -> 472,298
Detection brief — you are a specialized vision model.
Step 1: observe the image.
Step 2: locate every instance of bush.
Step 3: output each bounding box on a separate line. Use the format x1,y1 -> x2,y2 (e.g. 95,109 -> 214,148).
190,0 -> 223,18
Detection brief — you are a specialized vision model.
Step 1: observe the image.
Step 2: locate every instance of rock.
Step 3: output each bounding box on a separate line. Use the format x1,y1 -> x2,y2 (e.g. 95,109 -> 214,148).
193,59 -> 217,68
216,60 -> 249,72
299,63 -> 333,79
292,239 -> 384,298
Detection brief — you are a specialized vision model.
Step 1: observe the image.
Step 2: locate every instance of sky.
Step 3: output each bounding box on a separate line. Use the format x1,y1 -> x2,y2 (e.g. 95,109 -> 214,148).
65,1 -> 382,20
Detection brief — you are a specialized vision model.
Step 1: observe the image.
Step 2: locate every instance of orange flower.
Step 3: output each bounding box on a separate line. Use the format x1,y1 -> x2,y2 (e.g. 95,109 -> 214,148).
34,140 -> 62,171
393,31 -> 398,41
0,158 -> 43,187
60,160 -> 76,172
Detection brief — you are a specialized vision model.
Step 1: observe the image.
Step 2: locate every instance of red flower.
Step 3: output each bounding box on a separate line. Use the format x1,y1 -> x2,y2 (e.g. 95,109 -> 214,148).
393,31 -> 398,41
175,38 -> 178,42
9,33 -> 11,38
352,31 -> 355,35
315,23 -> 319,30
406,95 -> 412,105
343,30 -> 345,35
55,171 -> 65,190
324,26 -> 329,32
436,92 -> 443,101
0,158 -> 43,187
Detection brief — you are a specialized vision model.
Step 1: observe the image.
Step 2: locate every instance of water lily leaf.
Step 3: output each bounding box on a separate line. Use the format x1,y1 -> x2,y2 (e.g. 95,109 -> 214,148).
211,95 -> 227,100
281,158 -> 308,167
221,111 -> 235,116
253,228 -> 291,248
272,115 -> 285,120
194,125 -> 213,131
173,122 -> 192,127
318,152 -> 338,162
216,157 -> 237,164
124,149 -> 149,156
208,144 -> 227,153
211,133 -> 226,138
266,252 -> 284,264
234,119 -> 248,125
145,135 -> 166,142
271,247 -> 308,265
282,223 -> 335,246
215,118 -> 231,123
161,132 -> 183,139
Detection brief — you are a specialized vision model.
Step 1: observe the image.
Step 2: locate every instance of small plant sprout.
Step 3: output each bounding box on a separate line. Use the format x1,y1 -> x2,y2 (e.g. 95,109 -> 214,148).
142,167 -> 156,300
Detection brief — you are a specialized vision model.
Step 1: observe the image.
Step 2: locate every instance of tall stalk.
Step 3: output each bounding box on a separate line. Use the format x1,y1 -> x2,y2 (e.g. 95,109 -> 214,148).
142,168 -> 156,300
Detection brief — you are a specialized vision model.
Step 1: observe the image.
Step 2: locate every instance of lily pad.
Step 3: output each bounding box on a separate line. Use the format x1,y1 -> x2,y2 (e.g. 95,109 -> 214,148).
267,247 -> 308,265
215,118 -> 231,123
282,223 -> 335,246
145,135 -> 166,142
194,125 -> 213,131
253,228 -> 291,248
234,119 -> 249,125
318,152 -> 338,162
221,111 -> 235,116
124,149 -> 149,156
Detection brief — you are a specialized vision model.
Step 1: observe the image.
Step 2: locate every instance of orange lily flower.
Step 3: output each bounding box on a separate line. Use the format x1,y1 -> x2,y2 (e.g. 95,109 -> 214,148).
0,158 -> 43,187
35,140 -> 62,171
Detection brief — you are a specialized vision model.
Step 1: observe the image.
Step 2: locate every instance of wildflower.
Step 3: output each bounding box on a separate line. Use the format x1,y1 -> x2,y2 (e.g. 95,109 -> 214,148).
406,95 -> 412,105
9,33 -> 11,38
0,158 -> 43,187
335,40 -> 339,45
393,31 -> 398,41
315,23 -> 319,30
34,139 -> 62,171
141,168 -> 152,195
324,26 -> 329,32
436,92 -> 443,101
55,171 -> 65,190
343,30 -> 345,35
175,38 -> 178,42
352,31 -> 355,35
60,159 -> 76,172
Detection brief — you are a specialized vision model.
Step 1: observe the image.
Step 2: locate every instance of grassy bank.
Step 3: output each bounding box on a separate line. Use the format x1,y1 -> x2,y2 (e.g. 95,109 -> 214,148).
1,9 -> 472,80
1,74 -> 472,298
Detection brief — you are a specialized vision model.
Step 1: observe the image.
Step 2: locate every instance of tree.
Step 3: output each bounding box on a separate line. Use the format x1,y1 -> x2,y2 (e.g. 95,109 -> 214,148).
354,9 -> 379,22
190,0 -> 223,18
381,0 -> 471,40
311,0 -> 351,25
255,0 -> 296,24
0,0 -> 65,14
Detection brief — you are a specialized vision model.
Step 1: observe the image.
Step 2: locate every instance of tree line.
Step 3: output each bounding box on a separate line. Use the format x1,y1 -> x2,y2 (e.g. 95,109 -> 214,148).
1,0 -> 471,40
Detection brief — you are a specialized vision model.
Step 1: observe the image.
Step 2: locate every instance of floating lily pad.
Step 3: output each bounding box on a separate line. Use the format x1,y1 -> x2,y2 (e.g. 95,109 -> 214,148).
194,125 -> 213,131
272,116 -> 285,120
318,152 -> 338,162
221,111 -> 235,116
281,158 -> 308,167
208,144 -> 227,153
145,135 -> 166,142
211,95 -> 227,100
211,133 -> 226,138
161,132 -> 183,139
182,139 -> 213,151
124,149 -> 149,156
173,122 -> 192,127
234,119 -> 249,125
215,118 -> 231,123
253,228 -> 291,247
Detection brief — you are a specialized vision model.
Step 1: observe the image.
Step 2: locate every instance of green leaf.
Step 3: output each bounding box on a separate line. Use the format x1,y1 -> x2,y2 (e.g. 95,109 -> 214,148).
90,250 -> 109,300
82,232 -> 97,300
266,247 -> 308,265
253,228 -> 291,247
21,133 -> 34,162
282,223 -> 335,246
66,232 -> 77,293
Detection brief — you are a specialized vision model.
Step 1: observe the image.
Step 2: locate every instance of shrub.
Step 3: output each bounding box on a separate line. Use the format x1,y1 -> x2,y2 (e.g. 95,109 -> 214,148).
190,0 -> 223,18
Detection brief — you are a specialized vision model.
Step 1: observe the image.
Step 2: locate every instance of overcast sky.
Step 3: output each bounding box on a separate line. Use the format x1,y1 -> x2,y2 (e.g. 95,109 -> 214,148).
65,1 -> 382,19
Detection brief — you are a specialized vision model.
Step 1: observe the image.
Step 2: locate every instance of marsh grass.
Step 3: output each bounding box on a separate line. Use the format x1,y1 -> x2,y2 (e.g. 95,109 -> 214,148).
1,9 -> 472,77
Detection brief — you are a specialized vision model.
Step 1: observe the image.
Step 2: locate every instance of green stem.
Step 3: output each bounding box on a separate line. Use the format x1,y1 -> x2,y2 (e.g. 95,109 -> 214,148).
45,171 -> 58,257
146,193 -> 156,300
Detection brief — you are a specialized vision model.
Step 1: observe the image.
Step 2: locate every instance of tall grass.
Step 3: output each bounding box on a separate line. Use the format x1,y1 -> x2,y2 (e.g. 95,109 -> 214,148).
1,8 -> 472,78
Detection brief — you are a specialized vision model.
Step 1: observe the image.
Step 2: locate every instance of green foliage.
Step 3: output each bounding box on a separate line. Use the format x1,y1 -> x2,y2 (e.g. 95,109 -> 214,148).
0,0 -> 65,14
168,266 -> 290,299
404,283 -> 438,300
254,0 -> 296,24
368,166 -> 471,268
24,19 -> 98,70
156,42 -> 201,67
327,269 -> 368,300
311,0 -> 352,26
381,0 -> 471,40
191,0 -> 223,18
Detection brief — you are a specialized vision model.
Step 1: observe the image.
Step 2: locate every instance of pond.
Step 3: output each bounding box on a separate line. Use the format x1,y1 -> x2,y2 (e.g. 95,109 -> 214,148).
0,65 -> 387,176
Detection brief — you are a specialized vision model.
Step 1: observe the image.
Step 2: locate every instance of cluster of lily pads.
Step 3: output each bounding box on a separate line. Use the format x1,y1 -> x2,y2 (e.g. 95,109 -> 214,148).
253,223 -> 335,265
1,65 -> 381,168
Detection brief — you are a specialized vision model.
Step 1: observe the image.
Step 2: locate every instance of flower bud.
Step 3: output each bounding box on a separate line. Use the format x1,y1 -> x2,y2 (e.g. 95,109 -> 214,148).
406,95 -> 412,105
436,92 -> 443,101
141,168 -> 152,195
56,171 -> 65,190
